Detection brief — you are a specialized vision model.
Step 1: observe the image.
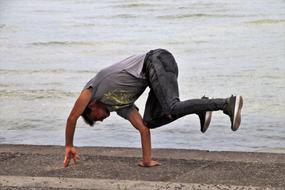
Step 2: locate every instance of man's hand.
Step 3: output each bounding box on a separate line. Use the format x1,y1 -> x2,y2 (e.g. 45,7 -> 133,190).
63,146 -> 80,167
138,160 -> 161,167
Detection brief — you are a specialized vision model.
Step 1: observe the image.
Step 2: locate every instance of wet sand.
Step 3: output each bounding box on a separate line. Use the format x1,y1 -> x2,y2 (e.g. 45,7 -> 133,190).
0,144 -> 284,190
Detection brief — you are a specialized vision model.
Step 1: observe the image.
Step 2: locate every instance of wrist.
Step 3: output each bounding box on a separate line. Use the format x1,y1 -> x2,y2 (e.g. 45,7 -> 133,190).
142,158 -> 152,165
65,144 -> 73,148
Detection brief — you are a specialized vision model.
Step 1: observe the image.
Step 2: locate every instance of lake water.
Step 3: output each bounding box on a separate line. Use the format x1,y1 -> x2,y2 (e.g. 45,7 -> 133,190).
0,0 -> 285,153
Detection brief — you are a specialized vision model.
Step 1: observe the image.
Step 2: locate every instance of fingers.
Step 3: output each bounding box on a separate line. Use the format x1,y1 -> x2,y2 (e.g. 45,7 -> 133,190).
63,152 -> 80,167
63,156 -> 70,167
72,154 -> 80,165
148,161 -> 161,167
154,161 -> 162,166
75,154 -> 80,161
138,160 -> 145,167
138,160 -> 161,167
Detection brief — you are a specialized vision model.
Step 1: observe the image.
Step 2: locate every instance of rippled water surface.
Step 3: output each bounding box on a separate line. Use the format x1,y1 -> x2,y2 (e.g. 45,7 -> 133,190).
0,0 -> 284,152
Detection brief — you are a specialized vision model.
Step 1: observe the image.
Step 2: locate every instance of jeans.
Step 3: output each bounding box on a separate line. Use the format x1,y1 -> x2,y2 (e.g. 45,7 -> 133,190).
142,49 -> 227,128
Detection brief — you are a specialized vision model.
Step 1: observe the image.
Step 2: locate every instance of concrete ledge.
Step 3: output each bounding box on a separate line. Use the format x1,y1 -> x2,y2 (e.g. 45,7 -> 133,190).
0,176 -> 276,190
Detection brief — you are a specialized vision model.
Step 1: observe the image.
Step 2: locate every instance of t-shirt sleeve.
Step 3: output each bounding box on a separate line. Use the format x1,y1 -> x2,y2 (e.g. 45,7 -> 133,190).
83,78 -> 97,97
83,78 -> 96,90
116,104 -> 139,120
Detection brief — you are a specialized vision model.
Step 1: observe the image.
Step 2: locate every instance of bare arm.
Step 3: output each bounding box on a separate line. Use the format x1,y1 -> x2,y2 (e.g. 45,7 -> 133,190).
128,109 -> 161,167
64,88 -> 92,167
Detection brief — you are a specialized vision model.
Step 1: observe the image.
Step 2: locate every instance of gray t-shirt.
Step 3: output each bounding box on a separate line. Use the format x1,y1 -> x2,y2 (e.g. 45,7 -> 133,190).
84,53 -> 148,119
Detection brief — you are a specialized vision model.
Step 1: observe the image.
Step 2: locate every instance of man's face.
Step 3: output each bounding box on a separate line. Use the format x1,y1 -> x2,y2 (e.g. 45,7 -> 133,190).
88,102 -> 110,122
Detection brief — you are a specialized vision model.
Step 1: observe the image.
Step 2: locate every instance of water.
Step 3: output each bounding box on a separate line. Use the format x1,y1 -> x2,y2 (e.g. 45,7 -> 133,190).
0,0 -> 285,153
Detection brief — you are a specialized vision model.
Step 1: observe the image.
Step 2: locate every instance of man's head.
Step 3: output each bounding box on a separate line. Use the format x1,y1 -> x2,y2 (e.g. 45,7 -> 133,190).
81,101 -> 110,126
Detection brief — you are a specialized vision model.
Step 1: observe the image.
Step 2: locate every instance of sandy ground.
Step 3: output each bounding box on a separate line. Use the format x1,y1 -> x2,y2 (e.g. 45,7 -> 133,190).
0,144 -> 284,190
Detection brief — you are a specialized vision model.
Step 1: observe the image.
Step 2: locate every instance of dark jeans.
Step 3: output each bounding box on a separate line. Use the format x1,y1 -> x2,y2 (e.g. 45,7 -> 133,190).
143,49 -> 227,128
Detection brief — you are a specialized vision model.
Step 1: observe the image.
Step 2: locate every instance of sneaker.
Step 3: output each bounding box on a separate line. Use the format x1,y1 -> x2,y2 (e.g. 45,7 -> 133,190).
197,96 -> 212,133
223,95 -> 244,131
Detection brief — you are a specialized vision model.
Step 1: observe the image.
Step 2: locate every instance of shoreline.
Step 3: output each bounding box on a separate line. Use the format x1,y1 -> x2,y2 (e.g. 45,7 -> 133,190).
0,144 -> 284,189
2,142 -> 285,154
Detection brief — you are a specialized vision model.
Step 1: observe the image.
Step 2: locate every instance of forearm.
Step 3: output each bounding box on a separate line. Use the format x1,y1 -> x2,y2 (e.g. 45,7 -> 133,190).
128,110 -> 160,167
65,118 -> 77,147
140,128 -> 152,163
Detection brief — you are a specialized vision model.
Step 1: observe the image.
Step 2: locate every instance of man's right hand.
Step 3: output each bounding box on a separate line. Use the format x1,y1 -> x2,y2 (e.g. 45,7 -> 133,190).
138,160 -> 161,167
63,146 -> 80,167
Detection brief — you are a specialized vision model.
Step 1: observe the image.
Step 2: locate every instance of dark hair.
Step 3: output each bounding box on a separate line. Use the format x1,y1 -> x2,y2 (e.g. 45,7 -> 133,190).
81,106 -> 95,126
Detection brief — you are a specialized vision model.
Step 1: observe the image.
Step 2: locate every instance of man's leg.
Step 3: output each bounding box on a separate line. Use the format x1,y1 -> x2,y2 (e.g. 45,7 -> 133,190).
144,89 -> 179,128
171,98 -> 226,117
144,49 -> 180,115
143,49 -> 180,128
143,49 -> 225,129
144,49 -> 217,128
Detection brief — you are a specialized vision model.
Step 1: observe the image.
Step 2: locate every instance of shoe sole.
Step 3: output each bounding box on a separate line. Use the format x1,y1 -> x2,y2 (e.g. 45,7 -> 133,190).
202,111 -> 212,133
232,96 -> 243,131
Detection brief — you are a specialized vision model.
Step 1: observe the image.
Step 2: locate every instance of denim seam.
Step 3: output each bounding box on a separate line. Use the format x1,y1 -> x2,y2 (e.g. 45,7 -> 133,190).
150,64 -> 172,115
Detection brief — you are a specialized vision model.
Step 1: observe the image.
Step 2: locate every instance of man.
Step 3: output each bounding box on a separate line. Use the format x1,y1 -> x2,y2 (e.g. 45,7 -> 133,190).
64,49 -> 243,167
